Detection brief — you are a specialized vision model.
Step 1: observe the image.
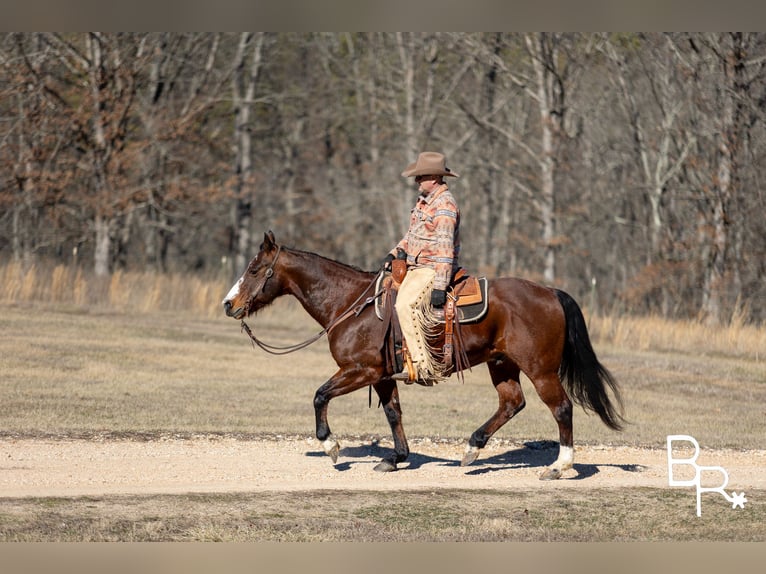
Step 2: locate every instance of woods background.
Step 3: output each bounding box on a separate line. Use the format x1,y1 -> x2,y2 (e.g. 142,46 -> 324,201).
2,32 -> 765,325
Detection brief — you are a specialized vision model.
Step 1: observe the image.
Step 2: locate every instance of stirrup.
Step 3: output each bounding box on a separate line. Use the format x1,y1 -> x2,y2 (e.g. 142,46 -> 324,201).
391,369 -> 439,387
391,357 -> 418,383
391,372 -> 437,386
391,370 -> 415,383
391,341 -> 418,383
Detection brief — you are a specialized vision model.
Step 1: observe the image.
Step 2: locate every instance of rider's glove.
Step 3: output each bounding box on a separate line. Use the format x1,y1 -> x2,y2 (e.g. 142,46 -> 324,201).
431,289 -> 447,308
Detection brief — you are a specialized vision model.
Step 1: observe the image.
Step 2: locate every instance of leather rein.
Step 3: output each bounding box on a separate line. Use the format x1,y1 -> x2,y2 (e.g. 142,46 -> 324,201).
240,246 -> 384,355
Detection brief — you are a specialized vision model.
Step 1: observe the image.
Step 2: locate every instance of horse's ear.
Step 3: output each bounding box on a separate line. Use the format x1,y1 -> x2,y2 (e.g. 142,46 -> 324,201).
264,230 -> 276,250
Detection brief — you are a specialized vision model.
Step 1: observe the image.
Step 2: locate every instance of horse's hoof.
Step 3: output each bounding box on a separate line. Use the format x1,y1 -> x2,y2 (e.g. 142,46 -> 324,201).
461,446 -> 480,467
539,467 -> 562,481
374,459 -> 397,472
323,437 -> 340,463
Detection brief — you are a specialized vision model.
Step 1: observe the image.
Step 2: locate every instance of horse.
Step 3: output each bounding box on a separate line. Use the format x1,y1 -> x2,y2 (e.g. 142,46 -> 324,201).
223,231 -> 624,480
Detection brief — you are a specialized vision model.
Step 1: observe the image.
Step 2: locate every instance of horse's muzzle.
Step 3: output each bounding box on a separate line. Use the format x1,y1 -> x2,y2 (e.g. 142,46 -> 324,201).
223,300 -> 243,319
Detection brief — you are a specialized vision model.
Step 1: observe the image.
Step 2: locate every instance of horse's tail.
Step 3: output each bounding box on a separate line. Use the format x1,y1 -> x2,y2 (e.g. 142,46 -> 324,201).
555,289 -> 625,431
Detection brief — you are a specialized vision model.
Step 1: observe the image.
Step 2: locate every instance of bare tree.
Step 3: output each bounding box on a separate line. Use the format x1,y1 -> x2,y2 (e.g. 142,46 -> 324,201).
13,33 -> 145,276
456,33 -> 584,284
2,33 -> 766,323
230,32 -> 265,274
389,33 -> 475,237
603,34 -> 696,265
599,34 -> 698,315
0,34 -> 72,265
133,33 -> 224,272
674,33 -> 765,324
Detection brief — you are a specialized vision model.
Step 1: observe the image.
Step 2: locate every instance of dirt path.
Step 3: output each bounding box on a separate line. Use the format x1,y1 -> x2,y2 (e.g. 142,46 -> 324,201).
1,436 -> 763,498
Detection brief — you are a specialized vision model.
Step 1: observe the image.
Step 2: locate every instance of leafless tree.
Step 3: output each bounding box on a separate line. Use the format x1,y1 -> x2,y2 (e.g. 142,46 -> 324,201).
1,33 -> 765,323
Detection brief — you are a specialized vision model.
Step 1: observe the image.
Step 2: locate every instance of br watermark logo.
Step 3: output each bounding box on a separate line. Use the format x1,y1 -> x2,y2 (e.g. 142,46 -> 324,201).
667,435 -> 747,517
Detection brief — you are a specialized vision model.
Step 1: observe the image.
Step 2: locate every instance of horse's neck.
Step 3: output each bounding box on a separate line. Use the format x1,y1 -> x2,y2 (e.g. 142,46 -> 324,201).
283,250 -> 371,328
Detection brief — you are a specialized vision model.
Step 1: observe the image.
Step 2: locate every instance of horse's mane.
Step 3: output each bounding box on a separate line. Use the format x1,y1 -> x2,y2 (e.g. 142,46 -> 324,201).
285,246 -> 376,277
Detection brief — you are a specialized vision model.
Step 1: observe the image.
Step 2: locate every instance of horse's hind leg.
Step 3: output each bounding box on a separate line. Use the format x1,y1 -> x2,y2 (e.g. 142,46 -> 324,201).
528,372 -> 574,480
462,358 -> 525,466
371,379 -> 409,472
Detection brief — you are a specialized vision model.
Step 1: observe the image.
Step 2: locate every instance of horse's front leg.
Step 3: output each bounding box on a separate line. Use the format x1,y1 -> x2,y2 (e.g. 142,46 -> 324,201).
313,367 -> 376,464
370,379 -> 409,472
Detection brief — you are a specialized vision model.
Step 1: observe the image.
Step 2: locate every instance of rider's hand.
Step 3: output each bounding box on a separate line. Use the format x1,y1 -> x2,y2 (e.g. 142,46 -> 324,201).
382,253 -> 395,270
431,289 -> 446,308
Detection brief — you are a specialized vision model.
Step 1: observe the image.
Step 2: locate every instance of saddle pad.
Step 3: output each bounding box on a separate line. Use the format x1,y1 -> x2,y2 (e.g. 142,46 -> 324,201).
375,273 -> 489,324
452,276 -> 482,305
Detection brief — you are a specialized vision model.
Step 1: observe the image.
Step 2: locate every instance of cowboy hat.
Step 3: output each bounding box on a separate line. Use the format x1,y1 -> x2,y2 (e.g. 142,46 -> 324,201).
401,151 -> 459,178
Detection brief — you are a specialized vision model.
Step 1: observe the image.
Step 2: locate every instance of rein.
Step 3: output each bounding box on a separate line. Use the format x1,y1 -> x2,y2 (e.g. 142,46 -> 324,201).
240,264 -> 384,356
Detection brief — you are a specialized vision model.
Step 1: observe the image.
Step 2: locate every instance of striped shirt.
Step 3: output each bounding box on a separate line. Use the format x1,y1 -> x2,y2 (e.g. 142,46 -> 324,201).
392,184 -> 460,290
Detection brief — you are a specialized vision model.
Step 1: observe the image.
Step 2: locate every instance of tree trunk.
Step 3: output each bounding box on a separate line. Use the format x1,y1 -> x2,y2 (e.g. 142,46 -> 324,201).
700,33 -> 745,326
94,214 -> 112,277
396,33 -> 421,236
87,33 -> 113,278
231,32 -> 264,274
527,33 -> 561,284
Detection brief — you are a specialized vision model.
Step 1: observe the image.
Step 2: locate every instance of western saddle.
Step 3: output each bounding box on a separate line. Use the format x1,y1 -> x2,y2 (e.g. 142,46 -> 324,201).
377,259 -> 488,385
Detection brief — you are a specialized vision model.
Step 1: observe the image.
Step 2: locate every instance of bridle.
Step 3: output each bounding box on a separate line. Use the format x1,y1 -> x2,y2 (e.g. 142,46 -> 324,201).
248,244 -> 282,297
240,245 -> 383,355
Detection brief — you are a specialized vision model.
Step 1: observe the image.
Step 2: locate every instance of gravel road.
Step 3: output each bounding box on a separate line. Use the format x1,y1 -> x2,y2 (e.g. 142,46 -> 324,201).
1,436 -> 763,498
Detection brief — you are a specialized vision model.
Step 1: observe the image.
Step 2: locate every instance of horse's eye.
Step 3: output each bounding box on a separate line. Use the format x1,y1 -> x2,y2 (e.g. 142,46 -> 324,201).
246,255 -> 261,275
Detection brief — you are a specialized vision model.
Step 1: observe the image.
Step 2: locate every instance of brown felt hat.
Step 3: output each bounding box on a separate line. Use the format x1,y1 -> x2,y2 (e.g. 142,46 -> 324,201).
401,151 -> 459,178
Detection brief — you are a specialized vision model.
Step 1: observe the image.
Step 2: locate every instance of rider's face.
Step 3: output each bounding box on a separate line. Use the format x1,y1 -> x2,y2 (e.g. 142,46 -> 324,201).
415,175 -> 440,195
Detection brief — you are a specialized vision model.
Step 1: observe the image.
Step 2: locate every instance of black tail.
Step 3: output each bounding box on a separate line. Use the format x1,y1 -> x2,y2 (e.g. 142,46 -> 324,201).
555,289 -> 625,431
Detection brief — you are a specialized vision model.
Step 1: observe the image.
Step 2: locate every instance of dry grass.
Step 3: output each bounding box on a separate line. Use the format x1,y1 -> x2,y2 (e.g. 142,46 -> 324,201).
1,299 -> 764,449
591,313 -> 765,362
1,262 -> 765,542
1,260 -> 764,448
0,488 -> 763,542
0,261 -> 225,318
3,260 -> 763,357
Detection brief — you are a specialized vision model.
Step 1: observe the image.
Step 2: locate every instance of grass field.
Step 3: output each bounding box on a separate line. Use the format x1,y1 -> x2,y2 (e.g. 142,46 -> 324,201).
1,264 -> 765,541
1,299 -> 764,448
0,487 -> 762,542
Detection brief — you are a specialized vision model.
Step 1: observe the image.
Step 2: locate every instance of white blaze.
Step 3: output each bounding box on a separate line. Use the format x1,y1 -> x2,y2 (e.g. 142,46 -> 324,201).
223,277 -> 243,304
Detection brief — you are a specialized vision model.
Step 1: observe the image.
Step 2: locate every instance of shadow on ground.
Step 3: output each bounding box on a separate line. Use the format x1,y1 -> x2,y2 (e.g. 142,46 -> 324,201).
306,439 -> 648,479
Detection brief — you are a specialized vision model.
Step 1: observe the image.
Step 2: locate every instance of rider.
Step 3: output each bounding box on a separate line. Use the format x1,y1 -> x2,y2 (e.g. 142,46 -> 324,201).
383,151 -> 461,385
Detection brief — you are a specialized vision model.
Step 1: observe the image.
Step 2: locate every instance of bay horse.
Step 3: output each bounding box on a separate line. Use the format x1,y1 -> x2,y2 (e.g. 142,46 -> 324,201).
223,231 -> 624,480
